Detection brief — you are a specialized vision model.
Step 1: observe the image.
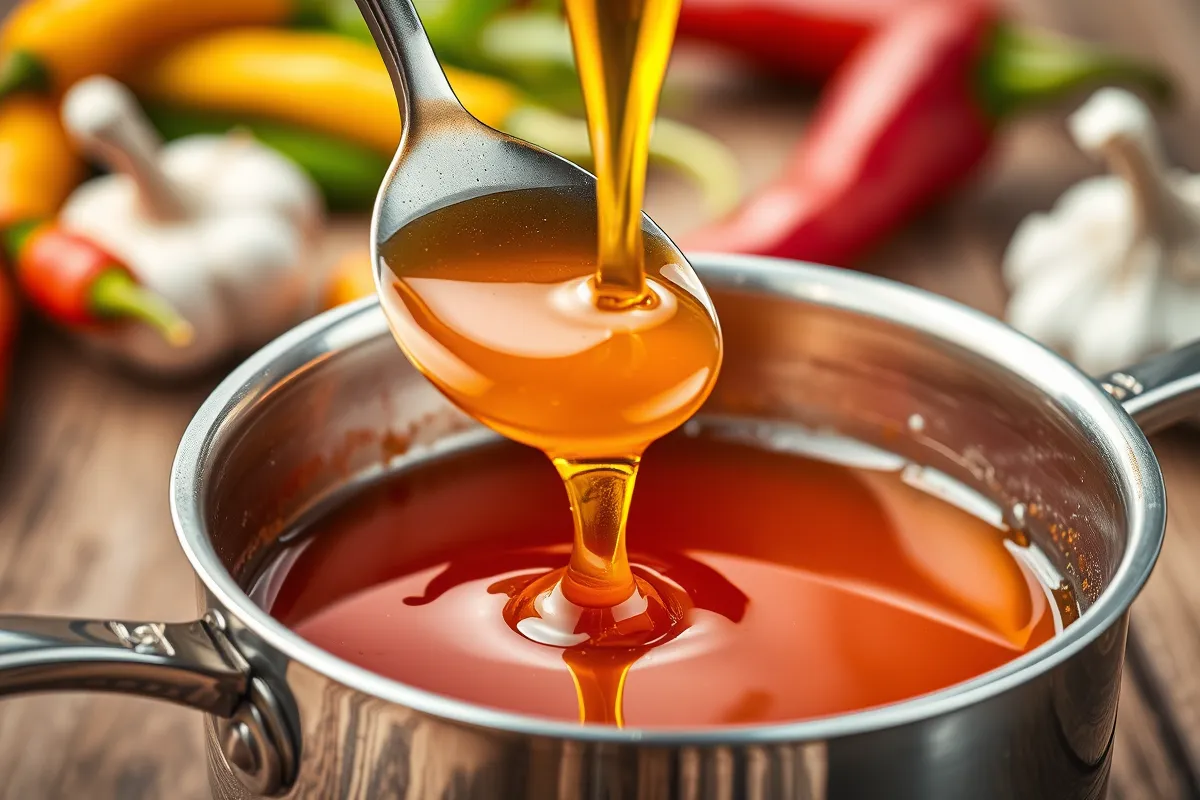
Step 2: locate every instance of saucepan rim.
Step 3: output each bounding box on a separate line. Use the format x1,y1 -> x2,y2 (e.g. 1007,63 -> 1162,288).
171,253 -> 1164,745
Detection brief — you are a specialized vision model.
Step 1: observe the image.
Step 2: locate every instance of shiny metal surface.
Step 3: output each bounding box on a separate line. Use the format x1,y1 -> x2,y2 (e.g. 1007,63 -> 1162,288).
215,676 -> 298,797
0,254 -> 1188,798
174,255 -> 1167,798
355,0 -> 685,286
358,0 -> 589,243
0,614 -> 297,794
0,613 -> 247,715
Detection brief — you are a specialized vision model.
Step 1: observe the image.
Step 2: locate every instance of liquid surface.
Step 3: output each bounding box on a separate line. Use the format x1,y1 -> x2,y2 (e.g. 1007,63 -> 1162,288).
257,428 -> 1074,727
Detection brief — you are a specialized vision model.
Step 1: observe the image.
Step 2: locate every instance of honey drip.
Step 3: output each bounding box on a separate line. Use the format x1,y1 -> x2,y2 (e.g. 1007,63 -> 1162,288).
554,458 -> 640,606
565,0 -> 683,306
512,0 -> 693,723
380,191 -> 720,725
380,0 -> 714,726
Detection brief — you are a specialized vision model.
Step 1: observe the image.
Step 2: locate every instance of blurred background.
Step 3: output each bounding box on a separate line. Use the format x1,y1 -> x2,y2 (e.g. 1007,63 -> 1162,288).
0,0 -> 1197,797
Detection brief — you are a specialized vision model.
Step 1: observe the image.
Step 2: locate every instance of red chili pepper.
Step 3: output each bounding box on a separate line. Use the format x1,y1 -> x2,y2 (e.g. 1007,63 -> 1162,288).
4,221 -> 192,344
684,0 -> 1172,267
678,0 -> 916,82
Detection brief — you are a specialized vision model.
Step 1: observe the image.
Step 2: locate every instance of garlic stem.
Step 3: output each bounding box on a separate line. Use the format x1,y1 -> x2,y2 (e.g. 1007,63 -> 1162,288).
1096,135 -> 1189,244
1069,89 -> 1200,266
62,76 -> 190,220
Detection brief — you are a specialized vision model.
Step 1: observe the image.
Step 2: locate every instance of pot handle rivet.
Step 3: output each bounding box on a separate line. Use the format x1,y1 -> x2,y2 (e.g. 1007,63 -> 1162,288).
1100,340 -> 1200,433
217,675 -> 298,797
222,717 -> 263,778
1099,371 -> 1144,402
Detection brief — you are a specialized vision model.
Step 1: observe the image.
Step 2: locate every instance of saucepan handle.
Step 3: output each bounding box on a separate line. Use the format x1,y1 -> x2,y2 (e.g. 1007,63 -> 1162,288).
0,611 -> 296,795
1098,340 -> 1200,434
0,613 -> 247,715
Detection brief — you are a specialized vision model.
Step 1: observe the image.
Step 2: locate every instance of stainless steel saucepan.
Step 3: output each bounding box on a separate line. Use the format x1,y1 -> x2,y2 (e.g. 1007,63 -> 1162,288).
0,254 -> 1197,799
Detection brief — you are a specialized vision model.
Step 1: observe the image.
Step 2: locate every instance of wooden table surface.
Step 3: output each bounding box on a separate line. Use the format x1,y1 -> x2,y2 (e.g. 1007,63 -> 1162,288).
2,0 -> 1200,797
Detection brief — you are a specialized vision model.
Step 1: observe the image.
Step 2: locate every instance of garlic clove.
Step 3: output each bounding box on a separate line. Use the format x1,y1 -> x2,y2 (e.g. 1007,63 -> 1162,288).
198,214 -> 315,347
60,177 -> 236,374
59,179 -> 141,231
55,76 -> 329,378
62,75 -> 191,221
1002,213 -> 1062,288
161,135 -> 324,234
1006,249 -> 1109,356
1071,239 -> 1163,374
87,237 -> 234,376
1003,176 -> 1136,355
1003,177 -> 1134,288
1003,87 -> 1200,376
1072,88 -> 1200,253
1163,173 -> 1200,281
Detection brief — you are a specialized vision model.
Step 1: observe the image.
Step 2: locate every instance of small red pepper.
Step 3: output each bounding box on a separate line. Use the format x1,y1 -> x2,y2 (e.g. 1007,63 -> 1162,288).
5,221 -> 192,344
684,0 -> 1172,267
678,0 -> 909,82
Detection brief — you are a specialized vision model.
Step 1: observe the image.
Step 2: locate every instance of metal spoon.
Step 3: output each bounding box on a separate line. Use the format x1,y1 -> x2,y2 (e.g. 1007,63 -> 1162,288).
355,0 -> 722,468
354,0 -> 696,282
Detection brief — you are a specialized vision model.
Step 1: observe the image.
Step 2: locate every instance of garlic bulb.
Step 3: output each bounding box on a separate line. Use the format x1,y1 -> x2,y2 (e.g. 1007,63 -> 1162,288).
58,75 -> 324,377
1003,88 -> 1200,375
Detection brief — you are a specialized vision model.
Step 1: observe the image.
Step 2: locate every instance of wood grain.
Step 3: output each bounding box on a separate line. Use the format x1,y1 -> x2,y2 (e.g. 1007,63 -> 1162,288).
0,333 -> 212,800
0,0 -> 1198,797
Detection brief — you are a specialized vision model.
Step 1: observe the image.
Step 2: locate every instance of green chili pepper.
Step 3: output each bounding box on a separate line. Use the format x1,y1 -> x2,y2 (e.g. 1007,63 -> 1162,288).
313,0 -> 512,62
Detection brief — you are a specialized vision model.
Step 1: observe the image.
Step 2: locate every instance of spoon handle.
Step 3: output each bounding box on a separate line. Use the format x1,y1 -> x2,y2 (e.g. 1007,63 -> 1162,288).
355,0 -> 462,123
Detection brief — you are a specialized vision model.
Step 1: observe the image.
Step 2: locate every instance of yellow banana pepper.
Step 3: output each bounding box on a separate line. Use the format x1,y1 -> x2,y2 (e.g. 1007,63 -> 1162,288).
0,0 -> 298,99
0,97 -> 84,224
132,29 -> 519,155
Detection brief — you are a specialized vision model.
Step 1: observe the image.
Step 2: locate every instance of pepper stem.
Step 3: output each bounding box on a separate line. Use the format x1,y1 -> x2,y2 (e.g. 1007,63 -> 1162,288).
978,24 -> 1173,120
89,269 -> 194,347
0,51 -> 49,101
2,218 -> 42,262
504,106 -> 742,217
